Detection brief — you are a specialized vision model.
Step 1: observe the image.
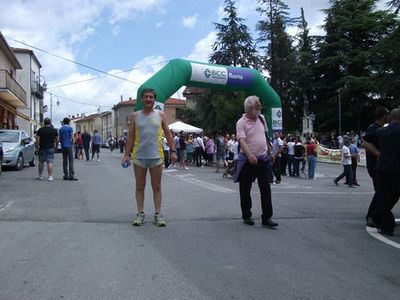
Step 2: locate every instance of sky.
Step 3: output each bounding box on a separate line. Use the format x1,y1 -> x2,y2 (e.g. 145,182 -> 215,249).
0,0 -> 386,125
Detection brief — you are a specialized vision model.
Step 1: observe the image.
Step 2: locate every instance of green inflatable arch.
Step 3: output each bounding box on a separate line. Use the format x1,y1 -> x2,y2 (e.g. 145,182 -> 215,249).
137,58 -> 282,133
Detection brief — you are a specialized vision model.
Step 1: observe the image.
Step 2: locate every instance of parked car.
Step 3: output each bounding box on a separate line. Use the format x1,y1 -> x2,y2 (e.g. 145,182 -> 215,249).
0,139 -> 3,175
0,129 -> 36,170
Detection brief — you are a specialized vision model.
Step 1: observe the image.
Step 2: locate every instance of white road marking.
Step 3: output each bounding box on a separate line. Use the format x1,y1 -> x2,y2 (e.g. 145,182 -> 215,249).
0,201 -> 13,212
253,191 -> 373,195
165,173 -> 235,193
366,226 -> 400,250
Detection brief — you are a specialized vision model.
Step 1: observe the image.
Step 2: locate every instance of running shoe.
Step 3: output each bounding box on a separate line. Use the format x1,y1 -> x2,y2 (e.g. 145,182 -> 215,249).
48,176 -> 54,182
36,175 -> 43,180
154,214 -> 166,227
132,213 -> 145,226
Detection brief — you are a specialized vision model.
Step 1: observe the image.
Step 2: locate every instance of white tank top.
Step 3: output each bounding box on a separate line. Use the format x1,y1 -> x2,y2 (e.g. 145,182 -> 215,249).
132,110 -> 164,159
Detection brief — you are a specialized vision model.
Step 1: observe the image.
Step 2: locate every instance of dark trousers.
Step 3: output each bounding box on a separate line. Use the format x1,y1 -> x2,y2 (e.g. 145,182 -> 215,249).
239,160 -> 273,222
293,158 -> 301,177
272,156 -> 281,182
351,157 -> 358,184
62,147 -> 74,177
194,147 -> 203,167
371,171 -> 400,232
164,150 -> 170,168
281,153 -> 288,175
287,155 -> 294,176
83,145 -> 90,161
366,168 -> 378,219
335,164 -> 353,186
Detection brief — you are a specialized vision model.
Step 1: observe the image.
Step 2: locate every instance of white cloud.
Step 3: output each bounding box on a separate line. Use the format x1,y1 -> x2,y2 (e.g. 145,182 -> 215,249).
49,55 -> 168,123
182,15 -> 198,29
106,0 -> 167,24
186,32 -> 216,62
156,22 -> 164,28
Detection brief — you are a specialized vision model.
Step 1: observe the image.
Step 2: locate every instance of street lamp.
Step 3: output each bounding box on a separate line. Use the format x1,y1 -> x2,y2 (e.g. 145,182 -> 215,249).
37,74 -> 47,92
49,93 -> 60,121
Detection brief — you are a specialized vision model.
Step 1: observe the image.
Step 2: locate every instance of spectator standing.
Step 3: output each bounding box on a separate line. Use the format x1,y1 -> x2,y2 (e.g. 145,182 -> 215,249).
35,117 -> 58,181
306,139 -> 318,179
293,139 -> 305,178
162,135 -> 170,168
348,138 -> 360,186
215,131 -> 226,173
81,127 -> 91,161
287,137 -> 295,176
107,136 -> 115,152
362,108 -> 400,236
362,107 -> 390,222
186,134 -> 194,166
234,95 -> 278,228
205,136 -> 214,166
272,132 -> 283,183
118,136 -> 126,154
91,130 -> 102,162
194,134 -> 205,167
74,131 -> 83,159
179,131 -> 188,169
59,117 -> 78,181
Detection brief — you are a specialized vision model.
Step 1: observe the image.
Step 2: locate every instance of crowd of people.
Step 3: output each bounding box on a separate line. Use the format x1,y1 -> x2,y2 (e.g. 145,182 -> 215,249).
33,89 -> 399,235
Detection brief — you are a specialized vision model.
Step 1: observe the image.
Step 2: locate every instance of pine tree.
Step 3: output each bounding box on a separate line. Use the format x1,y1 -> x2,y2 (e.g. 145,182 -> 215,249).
196,0 -> 259,133
315,0 -> 397,132
210,0 -> 259,68
256,0 -> 299,131
293,7 -> 317,133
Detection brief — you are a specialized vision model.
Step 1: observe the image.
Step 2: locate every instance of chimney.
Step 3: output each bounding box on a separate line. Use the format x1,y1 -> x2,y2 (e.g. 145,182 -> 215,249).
120,95 -> 123,102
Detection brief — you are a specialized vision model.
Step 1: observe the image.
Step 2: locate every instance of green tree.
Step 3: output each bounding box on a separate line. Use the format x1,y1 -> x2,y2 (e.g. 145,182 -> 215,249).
195,0 -> 259,133
292,7 -> 317,132
315,0 -> 397,132
256,0 -> 299,131
210,0 -> 259,68
371,5 -> 400,107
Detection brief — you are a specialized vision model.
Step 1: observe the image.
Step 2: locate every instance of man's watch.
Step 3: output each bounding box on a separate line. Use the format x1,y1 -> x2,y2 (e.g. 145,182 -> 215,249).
170,149 -> 177,153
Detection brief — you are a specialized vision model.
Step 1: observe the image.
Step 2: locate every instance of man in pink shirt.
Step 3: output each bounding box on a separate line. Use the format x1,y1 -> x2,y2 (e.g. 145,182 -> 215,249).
234,96 -> 278,228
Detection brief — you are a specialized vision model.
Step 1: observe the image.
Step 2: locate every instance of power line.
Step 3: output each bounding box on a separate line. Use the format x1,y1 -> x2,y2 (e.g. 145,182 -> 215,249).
48,60 -> 168,90
46,92 -> 109,108
7,36 -> 141,85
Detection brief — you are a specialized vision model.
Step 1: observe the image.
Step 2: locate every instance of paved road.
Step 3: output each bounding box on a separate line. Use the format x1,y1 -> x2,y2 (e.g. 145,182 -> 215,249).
0,151 -> 399,299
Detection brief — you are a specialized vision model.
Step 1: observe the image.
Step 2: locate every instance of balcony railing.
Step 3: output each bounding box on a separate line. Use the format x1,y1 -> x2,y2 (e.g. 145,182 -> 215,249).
32,80 -> 45,99
0,69 -> 27,106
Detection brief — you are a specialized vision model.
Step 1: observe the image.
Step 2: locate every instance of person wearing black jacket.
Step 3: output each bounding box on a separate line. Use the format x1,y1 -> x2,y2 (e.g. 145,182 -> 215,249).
363,108 -> 400,236
362,107 -> 389,223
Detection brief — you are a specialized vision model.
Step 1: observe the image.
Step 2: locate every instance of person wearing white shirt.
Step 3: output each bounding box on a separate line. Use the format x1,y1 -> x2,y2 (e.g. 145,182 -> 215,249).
287,137 -> 296,177
333,138 -> 354,187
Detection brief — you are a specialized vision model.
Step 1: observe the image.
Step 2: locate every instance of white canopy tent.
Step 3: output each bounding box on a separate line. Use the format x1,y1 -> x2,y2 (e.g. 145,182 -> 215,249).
168,121 -> 203,134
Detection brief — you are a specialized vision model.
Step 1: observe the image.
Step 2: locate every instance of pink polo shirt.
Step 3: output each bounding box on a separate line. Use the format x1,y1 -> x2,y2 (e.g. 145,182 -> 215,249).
236,114 -> 268,156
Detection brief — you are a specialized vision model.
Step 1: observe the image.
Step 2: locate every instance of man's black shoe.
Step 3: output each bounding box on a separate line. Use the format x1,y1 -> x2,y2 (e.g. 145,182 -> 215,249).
262,218 -> 278,228
63,175 -> 68,180
68,177 -> 79,181
243,218 -> 255,225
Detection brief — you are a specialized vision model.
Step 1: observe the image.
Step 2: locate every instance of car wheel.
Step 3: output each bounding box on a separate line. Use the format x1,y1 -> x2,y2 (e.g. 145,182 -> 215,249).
29,155 -> 36,167
16,154 -> 24,170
